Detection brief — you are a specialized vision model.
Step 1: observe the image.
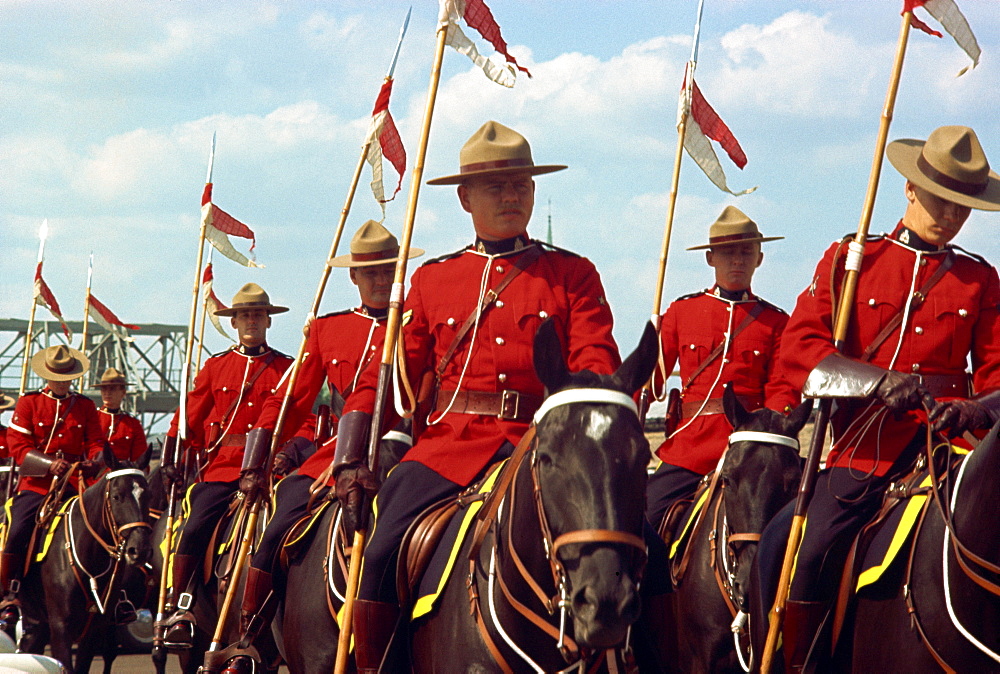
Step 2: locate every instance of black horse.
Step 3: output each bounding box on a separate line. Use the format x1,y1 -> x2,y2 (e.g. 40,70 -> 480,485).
274,424 -> 412,673
839,420 -> 1000,671
19,445 -> 153,673
406,319 -> 658,672
664,388 -> 809,674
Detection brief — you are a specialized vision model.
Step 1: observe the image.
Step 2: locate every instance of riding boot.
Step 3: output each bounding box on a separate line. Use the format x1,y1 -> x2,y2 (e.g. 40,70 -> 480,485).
353,599 -> 400,674
0,552 -> 25,638
163,553 -> 201,648
239,567 -> 274,636
782,600 -> 828,674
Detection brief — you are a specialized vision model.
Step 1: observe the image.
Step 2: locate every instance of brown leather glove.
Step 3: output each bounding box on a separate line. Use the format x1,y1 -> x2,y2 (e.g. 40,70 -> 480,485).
49,458 -> 70,477
271,452 -> 293,477
929,399 -> 995,437
239,469 -> 266,503
875,371 -> 934,416
335,465 -> 379,536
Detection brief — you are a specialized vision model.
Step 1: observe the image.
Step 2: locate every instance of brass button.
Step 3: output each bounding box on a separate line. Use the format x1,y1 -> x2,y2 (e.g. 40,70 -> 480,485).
495,265 -> 505,273
959,309 -> 968,318
499,373 -> 508,383
248,401 -> 254,407
539,310 -> 549,319
495,337 -> 505,346
914,326 -> 923,335
331,359 -> 338,365
447,317 -> 456,326
912,363 -> 921,373
496,300 -> 505,308
868,298 -> 876,307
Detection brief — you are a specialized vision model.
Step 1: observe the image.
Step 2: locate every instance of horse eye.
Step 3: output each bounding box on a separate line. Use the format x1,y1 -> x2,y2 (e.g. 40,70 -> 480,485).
112,494 -> 121,501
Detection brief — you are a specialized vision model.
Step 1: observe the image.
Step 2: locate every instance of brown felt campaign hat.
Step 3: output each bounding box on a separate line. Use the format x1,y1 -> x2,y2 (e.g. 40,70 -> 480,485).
328,220 -> 424,268
426,121 -> 567,186
887,125 -> 1000,211
214,283 -> 288,317
94,367 -> 129,388
687,206 -> 783,251
30,344 -> 89,382
0,391 -> 15,412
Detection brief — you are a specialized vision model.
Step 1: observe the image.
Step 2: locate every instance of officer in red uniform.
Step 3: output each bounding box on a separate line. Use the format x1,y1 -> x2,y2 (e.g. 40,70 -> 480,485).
331,121 -> 622,672
235,219 -> 422,637
1,345 -> 104,634
95,368 -> 147,465
0,392 -> 15,493
161,283 -> 294,646
765,126 -> 1000,672
647,206 -> 791,532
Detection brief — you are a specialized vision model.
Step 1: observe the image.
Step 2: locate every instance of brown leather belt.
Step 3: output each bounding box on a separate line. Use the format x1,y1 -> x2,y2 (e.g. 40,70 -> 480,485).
219,433 -> 248,447
435,390 -> 542,422
681,395 -> 762,420
912,373 -> 971,399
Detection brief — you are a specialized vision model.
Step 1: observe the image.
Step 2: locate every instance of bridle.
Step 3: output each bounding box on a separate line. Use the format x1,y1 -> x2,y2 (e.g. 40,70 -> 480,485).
470,387 -> 648,671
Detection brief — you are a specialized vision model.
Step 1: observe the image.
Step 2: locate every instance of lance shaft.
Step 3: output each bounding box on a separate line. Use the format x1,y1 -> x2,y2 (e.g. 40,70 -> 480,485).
335,23 -> 449,674
151,439 -> 183,662
760,12 -> 914,672
81,254 -> 94,355
19,301 -> 39,396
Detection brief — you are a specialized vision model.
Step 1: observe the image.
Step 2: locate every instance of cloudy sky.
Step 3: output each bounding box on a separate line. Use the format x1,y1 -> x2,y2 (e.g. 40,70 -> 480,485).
3,0 -> 999,382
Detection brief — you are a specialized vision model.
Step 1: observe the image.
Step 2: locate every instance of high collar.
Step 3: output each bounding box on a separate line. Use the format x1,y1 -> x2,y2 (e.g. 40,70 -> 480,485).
101,406 -> 121,414
710,285 -> 754,302
42,387 -> 71,400
474,234 -> 531,256
236,343 -> 270,357
893,221 -> 945,252
360,305 -> 388,321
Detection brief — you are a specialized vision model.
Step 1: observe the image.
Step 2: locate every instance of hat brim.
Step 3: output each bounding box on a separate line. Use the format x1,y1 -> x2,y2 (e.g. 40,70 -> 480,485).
0,393 -> 15,412
30,347 -> 89,381
328,248 -> 425,269
887,139 -> 1000,211
426,164 -> 567,186
214,304 -> 289,317
687,236 -> 784,251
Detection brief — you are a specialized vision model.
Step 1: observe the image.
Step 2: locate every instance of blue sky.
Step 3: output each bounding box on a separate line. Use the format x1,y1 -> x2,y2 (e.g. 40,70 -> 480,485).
3,0 -> 999,372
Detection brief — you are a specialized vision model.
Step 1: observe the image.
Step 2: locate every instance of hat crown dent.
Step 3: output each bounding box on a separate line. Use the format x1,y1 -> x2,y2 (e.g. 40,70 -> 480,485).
459,121 -> 533,170
47,345 -> 76,373
231,282 -> 270,307
925,125 -> 990,184
99,367 -> 127,386
350,220 -> 400,256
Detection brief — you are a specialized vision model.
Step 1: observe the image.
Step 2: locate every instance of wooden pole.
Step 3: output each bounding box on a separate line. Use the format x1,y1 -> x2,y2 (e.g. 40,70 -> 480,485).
80,253 -> 94,356
759,12 -> 914,672
19,219 -> 48,395
334,20 -> 449,674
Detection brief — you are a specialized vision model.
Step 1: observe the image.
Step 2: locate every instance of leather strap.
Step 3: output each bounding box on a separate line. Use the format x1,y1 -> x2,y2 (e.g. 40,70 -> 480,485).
436,246 -> 542,380
680,395 -> 762,420
683,302 -> 765,391
861,251 -> 955,362
435,390 -> 542,421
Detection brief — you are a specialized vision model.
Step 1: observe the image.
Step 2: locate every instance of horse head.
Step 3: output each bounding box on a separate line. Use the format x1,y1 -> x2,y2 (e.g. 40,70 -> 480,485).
719,385 -> 810,610
88,444 -> 153,567
528,319 -> 658,650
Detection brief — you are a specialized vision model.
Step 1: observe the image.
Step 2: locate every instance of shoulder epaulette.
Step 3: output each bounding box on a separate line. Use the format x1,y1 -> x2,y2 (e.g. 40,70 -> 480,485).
839,232 -> 885,243
536,240 -> 581,258
950,244 -> 990,266
673,290 -> 707,303
423,247 -> 468,266
754,297 -> 788,315
210,347 -> 235,359
22,391 -> 42,398
318,309 -> 353,319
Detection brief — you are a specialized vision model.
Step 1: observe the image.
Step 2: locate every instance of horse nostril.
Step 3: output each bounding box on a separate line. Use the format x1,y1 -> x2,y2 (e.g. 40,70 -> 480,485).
572,586 -> 599,620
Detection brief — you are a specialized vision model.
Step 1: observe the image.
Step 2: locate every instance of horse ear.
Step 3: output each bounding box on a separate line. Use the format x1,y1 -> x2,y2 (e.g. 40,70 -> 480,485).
533,318 -> 570,393
101,442 -> 118,472
784,398 -> 814,435
616,321 -> 659,394
138,442 -> 153,471
722,383 -> 753,429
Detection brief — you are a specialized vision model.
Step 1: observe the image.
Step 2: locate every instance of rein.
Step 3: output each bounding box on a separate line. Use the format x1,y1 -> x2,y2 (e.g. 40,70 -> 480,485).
467,387 -> 644,671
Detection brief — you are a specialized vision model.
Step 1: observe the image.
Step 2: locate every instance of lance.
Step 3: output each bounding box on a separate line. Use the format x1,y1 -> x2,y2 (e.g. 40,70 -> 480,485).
19,219 -> 49,395
80,253 -> 94,355
759,9 -> 916,672
194,249 -> 216,373
335,8 -> 444,674
151,134 -> 215,662
638,0 -> 705,423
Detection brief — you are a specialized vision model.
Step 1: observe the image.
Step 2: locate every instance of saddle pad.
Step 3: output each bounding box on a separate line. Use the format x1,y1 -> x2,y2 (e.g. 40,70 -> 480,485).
669,487 -> 710,560
282,499 -> 332,553
411,462 -> 506,621
35,497 -> 76,563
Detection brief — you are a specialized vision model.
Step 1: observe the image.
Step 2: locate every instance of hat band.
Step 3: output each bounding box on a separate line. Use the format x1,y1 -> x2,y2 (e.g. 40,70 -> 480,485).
231,301 -> 272,309
709,232 -> 761,246
352,248 -> 399,262
460,157 -> 533,174
917,154 -> 988,197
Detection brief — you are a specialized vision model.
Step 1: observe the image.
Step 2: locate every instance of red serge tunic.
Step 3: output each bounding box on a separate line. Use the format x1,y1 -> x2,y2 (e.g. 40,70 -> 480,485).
169,345 -> 293,483
654,288 -> 790,475
344,241 -> 621,486
7,390 -> 105,495
98,408 -> 147,463
776,225 -> 1000,476
255,309 -> 385,481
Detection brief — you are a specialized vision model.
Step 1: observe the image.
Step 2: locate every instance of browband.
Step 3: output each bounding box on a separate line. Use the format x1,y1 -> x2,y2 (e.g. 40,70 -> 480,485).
105,468 -> 146,481
728,430 -> 799,451
533,388 -> 638,424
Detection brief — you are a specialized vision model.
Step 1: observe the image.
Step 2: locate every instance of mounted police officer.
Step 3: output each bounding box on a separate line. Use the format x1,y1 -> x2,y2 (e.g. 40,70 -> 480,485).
766,125 -> 1000,672
160,283 -> 293,647
646,206 -> 792,533
333,121 -> 623,672
234,219 -> 422,641
95,368 -> 147,465
1,345 -> 104,636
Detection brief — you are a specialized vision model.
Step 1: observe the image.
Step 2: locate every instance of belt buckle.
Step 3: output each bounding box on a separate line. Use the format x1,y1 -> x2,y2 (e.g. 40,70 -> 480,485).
499,390 -> 520,421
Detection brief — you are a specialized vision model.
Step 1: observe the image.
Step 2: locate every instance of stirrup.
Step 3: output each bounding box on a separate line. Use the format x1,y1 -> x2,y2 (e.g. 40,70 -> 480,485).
0,603 -> 19,640
114,590 -> 138,625
162,596 -> 197,650
200,645 -> 262,674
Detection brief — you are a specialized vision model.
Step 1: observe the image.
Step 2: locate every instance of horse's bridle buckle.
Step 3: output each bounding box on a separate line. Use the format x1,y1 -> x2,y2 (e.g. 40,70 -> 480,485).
499,390 -> 520,420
